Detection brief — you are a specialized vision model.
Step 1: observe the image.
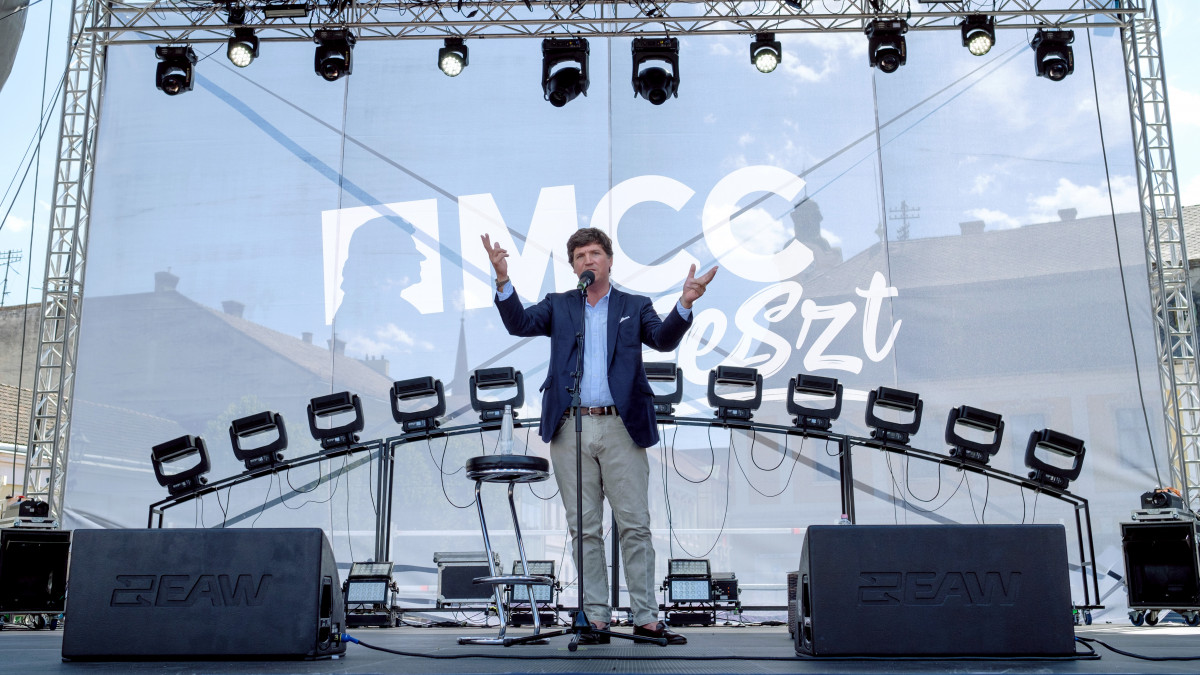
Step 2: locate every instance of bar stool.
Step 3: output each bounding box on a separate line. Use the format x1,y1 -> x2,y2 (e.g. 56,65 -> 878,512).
457,454 -> 557,646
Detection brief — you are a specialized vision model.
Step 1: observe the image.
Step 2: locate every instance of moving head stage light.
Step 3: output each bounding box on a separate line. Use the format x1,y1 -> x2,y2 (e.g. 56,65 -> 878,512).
469,366 -> 524,425
645,361 -> 683,417
864,386 -> 922,444
631,37 -> 680,105
151,434 -> 211,496
155,46 -> 196,96
307,391 -> 365,452
786,374 -> 842,431
1024,428 -> 1086,490
707,366 -> 762,423
1033,29 -> 1074,81
229,410 -> 288,472
945,405 -> 1004,466
391,376 -> 446,433
314,29 -> 356,81
541,37 -> 590,107
865,19 -> 907,73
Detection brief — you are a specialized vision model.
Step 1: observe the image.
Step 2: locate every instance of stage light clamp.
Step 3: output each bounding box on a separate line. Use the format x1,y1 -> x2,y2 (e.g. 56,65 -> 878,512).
706,366 -> 763,424
229,410 -> 288,472
945,405 -> 1004,466
786,374 -> 842,431
469,367 -> 525,425
391,376 -> 446,433
865,386 -> 922,444
307,391 -> 365,452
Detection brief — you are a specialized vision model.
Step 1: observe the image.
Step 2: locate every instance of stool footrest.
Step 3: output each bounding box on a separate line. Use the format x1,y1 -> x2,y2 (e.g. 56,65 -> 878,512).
472,574 -> 552,586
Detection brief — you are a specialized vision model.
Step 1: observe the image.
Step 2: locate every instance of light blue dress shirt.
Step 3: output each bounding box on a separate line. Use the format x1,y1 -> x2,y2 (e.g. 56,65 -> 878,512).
496,280 -> 692,408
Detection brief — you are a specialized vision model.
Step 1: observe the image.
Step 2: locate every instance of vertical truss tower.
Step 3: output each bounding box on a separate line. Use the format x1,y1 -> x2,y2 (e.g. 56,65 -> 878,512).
21,0 -> 106,522
1122,0 -> 1199,510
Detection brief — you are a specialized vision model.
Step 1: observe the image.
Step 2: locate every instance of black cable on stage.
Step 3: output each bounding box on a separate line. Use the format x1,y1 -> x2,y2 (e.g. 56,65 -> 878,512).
249,472 -> 274,527
667,434 -> 731,560
341,633 -> 1098,661
729,430 -> 805,498
900,454 -> 968,512
428,435 -> 474,509
1077,636 -> 1200,661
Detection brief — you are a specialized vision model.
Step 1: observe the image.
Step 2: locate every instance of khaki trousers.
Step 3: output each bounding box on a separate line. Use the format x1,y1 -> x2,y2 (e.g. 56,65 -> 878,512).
550,413 -> 657,626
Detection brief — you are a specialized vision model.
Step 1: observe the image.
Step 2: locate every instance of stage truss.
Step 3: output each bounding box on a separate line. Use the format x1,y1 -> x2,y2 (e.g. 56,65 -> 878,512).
23,0 -> 1199,521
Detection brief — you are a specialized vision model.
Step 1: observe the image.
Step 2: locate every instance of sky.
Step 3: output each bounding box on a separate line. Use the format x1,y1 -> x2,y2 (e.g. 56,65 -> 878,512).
0,1 -> 1198,309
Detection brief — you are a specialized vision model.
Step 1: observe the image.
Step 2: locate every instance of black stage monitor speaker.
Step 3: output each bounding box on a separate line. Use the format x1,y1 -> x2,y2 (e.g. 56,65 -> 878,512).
795,524 -> 1074,657
1122,521 -> 1200,608
0,528 -> 71,614
62,528 -> 346,660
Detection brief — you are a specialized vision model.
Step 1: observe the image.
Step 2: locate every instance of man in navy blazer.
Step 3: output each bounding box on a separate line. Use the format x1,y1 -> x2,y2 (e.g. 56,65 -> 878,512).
483,228 -> 716,645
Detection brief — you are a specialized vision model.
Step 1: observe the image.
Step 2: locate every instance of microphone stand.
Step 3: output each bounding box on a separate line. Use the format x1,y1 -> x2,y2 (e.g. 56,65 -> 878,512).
561,276 -> 664,650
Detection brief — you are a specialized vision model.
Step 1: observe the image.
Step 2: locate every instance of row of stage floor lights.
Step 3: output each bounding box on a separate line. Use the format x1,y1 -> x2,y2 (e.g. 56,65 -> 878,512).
153,13 -> 1078,100
150,364 -> 1087,500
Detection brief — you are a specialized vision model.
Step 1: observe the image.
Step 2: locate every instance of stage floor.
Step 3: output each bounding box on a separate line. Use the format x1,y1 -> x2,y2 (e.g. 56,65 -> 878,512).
4,623 -> 1199,674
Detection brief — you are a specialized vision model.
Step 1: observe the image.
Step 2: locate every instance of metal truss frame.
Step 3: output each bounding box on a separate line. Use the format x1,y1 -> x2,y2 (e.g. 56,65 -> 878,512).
94,1 -> 1131,45
28,0 -> 1198,520
22,0 -> 107,523
1122,0 -> 1199,511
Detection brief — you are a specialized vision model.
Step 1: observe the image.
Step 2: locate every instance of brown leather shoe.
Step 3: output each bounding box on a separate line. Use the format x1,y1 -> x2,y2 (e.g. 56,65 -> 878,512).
576,630 -> 610,645
633,621 -> 687,645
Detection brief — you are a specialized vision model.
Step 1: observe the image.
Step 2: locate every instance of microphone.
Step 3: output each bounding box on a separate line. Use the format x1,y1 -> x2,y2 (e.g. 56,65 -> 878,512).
577,270 -> 595,291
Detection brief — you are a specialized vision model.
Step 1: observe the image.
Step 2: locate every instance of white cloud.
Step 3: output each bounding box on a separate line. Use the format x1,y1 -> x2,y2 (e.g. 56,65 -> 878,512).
728,206 -> 791,255
738,132 -> 754,147
1181,172 -> 1200,207
1171,86 -> 1200,128
969,174 -> 995,195
820,228 -> 843,248
708,42 -> 734,57
3,215 -> 30,233
965,208 -> 1021,230
703,113 -> 717,125
1028,176 -> 1139,222
776,33 -> 859,84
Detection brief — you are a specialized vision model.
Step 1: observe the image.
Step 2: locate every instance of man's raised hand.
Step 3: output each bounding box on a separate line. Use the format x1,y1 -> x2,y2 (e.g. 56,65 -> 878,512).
680,263 -> 718,309
481,234 -> 509,280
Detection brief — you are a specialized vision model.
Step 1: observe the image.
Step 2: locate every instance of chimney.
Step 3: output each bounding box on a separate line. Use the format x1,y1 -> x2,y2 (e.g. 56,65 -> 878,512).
327,337 -> 346,356
154,270 -> 179,293
1058,208 -> 1077,222
360,355 -> 390,378
959,220 -> 985,236
221,301 -> 245,318
301,332 -> 313,344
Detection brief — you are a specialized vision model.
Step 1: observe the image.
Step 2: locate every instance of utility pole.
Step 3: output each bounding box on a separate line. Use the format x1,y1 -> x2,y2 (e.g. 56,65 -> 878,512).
0,249 -> 22,306
888,201 -> 920,242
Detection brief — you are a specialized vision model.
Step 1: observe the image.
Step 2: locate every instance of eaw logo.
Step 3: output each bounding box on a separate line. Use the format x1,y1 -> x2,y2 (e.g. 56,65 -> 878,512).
857,571 -> 1021,606
110,574 -> 272,607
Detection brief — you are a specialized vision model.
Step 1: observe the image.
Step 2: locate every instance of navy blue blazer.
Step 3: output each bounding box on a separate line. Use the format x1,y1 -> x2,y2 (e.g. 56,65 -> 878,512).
496,286 -> 692,448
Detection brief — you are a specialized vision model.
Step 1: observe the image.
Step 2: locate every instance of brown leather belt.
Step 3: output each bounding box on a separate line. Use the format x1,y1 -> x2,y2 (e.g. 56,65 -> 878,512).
573,406 -> 618,416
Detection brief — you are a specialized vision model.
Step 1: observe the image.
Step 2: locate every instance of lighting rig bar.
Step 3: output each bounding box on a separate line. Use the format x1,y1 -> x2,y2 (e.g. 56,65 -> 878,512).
92,1 -> 1139,46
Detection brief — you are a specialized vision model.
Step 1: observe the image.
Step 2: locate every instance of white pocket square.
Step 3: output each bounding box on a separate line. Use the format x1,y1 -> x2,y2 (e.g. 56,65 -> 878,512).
620,316 -> 631,323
